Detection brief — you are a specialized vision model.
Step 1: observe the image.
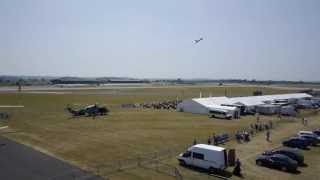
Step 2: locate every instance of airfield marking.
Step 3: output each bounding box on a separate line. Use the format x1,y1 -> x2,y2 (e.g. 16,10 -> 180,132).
25,91 -> 70,94
0,105 -> 24,108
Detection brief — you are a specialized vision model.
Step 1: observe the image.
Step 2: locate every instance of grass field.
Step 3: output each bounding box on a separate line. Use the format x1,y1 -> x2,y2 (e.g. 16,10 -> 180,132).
1,85 -> 319,180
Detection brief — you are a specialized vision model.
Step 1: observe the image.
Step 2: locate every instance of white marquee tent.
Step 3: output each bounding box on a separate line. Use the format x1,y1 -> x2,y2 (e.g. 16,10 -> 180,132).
177,93 -> 312,118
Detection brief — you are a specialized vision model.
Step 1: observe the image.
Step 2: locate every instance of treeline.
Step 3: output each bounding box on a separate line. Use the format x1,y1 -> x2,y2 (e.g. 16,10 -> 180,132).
0,75 -> 319,86
154,78 -> 320,85
0,76 -> 52,86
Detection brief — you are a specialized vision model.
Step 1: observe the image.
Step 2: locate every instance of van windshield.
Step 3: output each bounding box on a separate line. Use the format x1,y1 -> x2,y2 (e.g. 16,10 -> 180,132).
183,151 -> 191,157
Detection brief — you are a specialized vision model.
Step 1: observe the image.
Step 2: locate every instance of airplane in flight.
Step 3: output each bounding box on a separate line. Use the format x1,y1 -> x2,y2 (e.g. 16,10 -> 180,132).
194,37 -> 203,44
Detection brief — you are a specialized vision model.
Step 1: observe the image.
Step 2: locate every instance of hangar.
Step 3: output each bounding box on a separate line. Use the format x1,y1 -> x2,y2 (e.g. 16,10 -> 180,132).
177,93 -> 312,118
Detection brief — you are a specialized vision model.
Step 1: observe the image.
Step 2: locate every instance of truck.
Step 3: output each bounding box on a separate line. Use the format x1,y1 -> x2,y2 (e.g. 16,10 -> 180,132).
177,144 -> 228,173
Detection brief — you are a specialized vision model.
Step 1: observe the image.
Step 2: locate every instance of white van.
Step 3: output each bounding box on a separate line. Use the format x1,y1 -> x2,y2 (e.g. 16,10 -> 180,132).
209,110 -> 232,119
177,144 -> 228,172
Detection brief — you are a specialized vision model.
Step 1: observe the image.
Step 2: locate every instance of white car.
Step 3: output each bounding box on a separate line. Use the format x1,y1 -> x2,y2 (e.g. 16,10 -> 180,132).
298,131 -> 320,140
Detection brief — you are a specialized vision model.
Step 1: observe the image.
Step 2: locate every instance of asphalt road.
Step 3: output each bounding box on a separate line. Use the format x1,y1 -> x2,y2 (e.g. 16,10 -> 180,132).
0,136 -> 103,180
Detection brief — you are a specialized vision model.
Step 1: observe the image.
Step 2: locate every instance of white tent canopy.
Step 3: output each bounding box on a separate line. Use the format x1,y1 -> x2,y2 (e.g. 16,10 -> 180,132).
177,93 -> 312,118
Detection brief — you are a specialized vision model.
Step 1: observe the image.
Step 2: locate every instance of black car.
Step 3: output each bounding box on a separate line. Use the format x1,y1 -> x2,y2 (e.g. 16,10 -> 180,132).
282,137 -> 309,149
313,130 -> 320,136
256,154 -> 298,172
298,135 -> 319,146
263,148 -> 304,165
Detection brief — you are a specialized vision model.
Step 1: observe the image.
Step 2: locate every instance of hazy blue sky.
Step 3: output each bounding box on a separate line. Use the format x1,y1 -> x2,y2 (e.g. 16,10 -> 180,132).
1,0 -> 319,81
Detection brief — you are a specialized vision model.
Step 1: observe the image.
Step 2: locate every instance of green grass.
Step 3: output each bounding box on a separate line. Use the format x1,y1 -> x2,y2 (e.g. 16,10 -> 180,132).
2,85 -> 319,180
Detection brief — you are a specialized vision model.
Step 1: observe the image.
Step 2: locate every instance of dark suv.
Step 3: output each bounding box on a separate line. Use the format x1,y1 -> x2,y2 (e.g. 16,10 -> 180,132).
256,154 -> 298,172
262,148 -> 304,165
313,130 -> 320,136
282,137 -> 309,149
298,135 -> 319,146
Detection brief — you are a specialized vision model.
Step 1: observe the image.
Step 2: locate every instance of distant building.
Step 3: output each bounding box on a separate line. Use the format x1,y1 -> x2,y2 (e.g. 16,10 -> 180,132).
50,77 -> 147,84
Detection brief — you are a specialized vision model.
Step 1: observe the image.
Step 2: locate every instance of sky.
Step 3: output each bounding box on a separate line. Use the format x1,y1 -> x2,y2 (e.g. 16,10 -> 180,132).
1,0 -> 320,81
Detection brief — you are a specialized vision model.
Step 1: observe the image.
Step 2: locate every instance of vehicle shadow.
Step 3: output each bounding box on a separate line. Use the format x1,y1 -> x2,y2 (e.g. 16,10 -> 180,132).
256,165 -> 301,175
299,163 -> 308,167
302,147 -> 311,151
291,169 -> 301,174
209,116 -> 232,120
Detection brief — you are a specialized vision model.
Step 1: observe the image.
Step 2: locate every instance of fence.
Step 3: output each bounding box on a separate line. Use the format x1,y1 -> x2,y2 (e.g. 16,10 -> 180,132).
139,159 -> 183,180
48,169 -> 105,180
88,148 -> 184,179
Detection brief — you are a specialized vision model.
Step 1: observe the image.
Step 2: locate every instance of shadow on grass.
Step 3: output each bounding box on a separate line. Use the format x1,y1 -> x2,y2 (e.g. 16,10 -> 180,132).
256,165 -> 301,175
299,163 -> 308,167
291,169 -> 302,175
180,164 -> 233,179
302,147 -> 311,151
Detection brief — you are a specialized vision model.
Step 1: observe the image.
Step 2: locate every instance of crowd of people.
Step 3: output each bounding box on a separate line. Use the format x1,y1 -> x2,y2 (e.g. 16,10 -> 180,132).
193,133 -> 228,146
191,120 -> 274,146
235,120 -> 274,143
121,100 -> 181,110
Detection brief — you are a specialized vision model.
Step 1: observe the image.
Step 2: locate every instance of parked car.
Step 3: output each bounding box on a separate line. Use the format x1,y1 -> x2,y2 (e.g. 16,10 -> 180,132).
313,130 -> 320,136
177,144 -> 228,173
262,148 -> 304,165
298,134 -> 319,146
295,136 -> 314,146
282,137 -> 309,149
298,131 -> 320,138
256,154 -> 298,172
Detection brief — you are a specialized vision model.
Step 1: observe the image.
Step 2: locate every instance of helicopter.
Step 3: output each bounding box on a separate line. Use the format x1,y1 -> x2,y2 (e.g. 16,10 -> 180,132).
66,104 -> 109,117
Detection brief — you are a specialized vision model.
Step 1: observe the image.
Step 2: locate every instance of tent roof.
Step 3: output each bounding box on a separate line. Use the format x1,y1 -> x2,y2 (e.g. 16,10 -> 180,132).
191,93 -> 311,107
193,96 -> 233,106
230,93 -> 311,106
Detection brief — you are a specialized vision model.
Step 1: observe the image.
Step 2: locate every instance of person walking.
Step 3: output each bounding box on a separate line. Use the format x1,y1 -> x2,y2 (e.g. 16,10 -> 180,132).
193,139 -> 197,145
269,120 -> 273,129
250,128 -> 254,137
304,118 -> 308,126
235,131 -> 241,143
207,136 -> 212,145
212,133 -> 216,145
255,123 -> 258,132
233,158 -> 242,176
266,130 -> 271,142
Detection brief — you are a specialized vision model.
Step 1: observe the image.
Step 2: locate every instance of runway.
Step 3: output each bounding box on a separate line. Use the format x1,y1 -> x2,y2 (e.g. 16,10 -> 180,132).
0,136 -> 102,180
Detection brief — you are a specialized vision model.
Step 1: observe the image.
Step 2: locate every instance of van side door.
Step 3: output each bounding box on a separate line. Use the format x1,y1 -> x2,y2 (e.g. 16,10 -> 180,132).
192,152 -> 207,169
